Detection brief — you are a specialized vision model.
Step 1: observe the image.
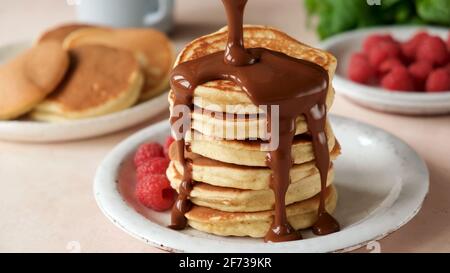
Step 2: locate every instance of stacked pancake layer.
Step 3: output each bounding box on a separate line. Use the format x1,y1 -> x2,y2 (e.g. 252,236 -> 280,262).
167,25 -> 340,238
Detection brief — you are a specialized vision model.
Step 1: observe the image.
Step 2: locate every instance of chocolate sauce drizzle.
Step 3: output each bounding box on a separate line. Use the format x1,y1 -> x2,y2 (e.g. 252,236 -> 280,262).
169,0 -> 340,241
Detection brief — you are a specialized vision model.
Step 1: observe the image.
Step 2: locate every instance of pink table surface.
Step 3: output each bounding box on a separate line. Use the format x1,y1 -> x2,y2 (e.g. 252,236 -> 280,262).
0,0 -> 449,253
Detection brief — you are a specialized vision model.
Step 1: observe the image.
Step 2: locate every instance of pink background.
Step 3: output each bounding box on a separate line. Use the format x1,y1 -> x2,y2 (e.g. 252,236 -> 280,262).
0,0 -> 449,253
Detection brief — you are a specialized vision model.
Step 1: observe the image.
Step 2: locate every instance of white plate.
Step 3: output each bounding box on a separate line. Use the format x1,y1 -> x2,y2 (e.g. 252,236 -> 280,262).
320,26 -> 450,115
94,115 -> 429,253
0,40 -> 169,142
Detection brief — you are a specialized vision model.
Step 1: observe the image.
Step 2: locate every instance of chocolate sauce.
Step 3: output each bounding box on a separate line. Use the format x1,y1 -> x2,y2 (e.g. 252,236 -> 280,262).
169,0 -> 340,241
223,0 -> 256,66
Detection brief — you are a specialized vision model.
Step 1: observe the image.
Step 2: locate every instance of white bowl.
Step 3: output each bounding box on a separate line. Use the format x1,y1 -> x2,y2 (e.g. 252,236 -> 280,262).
320,26 -> 450,115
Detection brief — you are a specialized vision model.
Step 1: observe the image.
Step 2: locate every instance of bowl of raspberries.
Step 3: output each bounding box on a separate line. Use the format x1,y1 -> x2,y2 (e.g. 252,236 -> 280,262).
321,26 -> 450,115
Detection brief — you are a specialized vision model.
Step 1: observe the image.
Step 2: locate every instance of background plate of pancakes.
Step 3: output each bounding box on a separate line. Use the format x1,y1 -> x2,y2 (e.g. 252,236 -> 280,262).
94,115 -> 429,253
0,24 -> 175,142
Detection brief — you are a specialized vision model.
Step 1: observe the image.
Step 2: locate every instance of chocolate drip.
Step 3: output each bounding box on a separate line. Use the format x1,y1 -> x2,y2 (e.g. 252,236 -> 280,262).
169,139 -> 193,230
222,0 -> 256,66
169,0 -> 340,240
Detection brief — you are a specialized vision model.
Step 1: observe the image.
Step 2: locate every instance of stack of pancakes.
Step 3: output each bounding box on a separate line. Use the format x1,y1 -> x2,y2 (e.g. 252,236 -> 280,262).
0,24 -> 174,121
167,25 -> 340,238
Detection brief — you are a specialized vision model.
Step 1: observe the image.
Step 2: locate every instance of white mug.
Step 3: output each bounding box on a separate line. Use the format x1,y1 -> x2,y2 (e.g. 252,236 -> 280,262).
75,0 -> 175,32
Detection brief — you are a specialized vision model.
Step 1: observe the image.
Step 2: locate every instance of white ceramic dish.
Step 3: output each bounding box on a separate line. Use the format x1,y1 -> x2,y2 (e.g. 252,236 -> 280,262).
0,40 -> 169,142
94,115 -> 429,253
320,26 -> 450,115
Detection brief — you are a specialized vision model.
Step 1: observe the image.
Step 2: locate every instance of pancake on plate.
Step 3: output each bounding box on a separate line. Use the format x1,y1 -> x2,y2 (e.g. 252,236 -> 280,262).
30,44 -> 144,121
0,41 -> 69,120
168,140 -> 341,191
167,25 -> 341,237
63,27 -> 174,101
37,23 -> 96,44
186,185 -> 338,238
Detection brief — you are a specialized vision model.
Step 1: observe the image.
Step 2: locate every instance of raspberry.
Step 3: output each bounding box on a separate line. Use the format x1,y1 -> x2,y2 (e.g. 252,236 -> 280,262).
447,32 -> 450,51
379,58 -> 404,75
134,142 -> 164,167
408,61 -> 433,90
363,34 -> 396,54
445,63 -> 450,74
426,68 -> 450,92
164,136 -> 175,159
348,53 -> 376,84
135,174 -> 175,211
137,157 -> 170,181
369,42 -> 401,68
416,36 -> 449,66
401,31 -> 429,61
381,66 -> 415,91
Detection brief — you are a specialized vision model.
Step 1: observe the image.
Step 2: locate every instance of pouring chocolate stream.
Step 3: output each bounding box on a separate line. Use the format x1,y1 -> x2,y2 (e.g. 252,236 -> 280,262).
169,0 -> 340,241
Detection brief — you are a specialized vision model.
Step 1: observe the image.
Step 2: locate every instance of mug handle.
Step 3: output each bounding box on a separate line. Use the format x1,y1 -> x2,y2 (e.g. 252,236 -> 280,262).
144,0 -> 172,27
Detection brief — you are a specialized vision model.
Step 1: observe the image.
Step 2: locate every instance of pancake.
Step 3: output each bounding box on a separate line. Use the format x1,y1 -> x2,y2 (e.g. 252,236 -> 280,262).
30,44 -> 143,121
169,86 -> 334,115
0,41 -> 69,120
169,25 -> 337,140
168,25 -> 340,238
37,23 -> 95,44
184,122 -> 336,167
170,89 -> 334,139
185,185 -> 338,238
169,140 -> 341,190
170,25 -> 337,114
63,27 -> 174,101
167,160 -> 334,212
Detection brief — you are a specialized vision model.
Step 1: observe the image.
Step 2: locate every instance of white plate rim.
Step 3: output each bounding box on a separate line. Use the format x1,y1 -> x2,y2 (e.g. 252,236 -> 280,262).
93,115 -> 429,253
0,92 -> 169,142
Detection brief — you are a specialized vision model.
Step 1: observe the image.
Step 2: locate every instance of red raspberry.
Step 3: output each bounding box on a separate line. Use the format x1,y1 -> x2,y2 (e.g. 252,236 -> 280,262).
164,136 -> 175,159
137,157 -> 170,181
135,174 -> 175,211
369,42 -> 401,68
401,31 -> 429,61
363,34 -> 396,54
445,63 -> 450,74
408,61 -> 433,90
381,66 -> 415,91
447,32 -> 450,51
379,58 -> 404,75
416,36 -> 449,66
348,53 -> 376,84
426,68 -> 450,92
134,143 -> 164,167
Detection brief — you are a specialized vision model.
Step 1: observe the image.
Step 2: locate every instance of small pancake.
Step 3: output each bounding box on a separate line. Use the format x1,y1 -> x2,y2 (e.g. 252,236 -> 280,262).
184,123 -> 336,167
185,185 -> 337,238
37,23 -> 95,44
169,140 -> 341,190
0,41 -> 69,120
30,44 -> 143,121
168,160 -> 334,212
63,27 -> 174,101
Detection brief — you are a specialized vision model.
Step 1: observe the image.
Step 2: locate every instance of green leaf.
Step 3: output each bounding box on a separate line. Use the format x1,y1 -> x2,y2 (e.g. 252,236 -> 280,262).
416,0 -> 450,25
395,1 -> 415,23
302,0 -> 450,39
381,0 -> 403,9
304,0 -> 319,13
